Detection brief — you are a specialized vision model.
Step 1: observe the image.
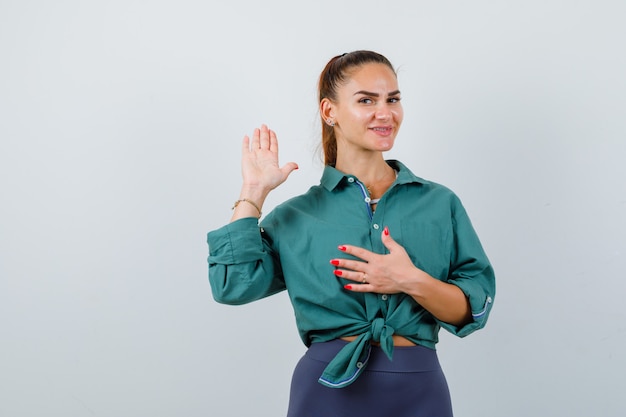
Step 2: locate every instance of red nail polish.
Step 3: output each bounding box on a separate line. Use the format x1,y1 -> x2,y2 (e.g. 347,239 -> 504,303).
334,270 -> 343,276
383,226 -> 389,236
330,259 -> 340,266
338,245 -> 347,251
344,284 -> 352,290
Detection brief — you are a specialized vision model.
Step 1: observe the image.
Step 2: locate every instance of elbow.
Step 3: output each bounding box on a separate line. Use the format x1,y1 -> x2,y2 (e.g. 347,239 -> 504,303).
211,291 -> 249,306
208,265 -> 243,305
209,277 -> 248,305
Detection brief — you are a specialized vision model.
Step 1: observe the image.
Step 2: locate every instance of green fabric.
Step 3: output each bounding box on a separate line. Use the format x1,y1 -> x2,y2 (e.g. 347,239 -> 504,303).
208,160 -> 495,388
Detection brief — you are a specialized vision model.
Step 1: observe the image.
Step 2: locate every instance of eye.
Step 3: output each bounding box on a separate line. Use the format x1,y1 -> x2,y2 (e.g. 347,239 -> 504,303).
388,96 -> 401,104
358,97 -> 374,104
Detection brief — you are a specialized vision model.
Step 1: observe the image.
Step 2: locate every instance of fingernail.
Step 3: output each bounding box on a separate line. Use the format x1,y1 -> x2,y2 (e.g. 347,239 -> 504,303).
383,226 -> 389,236
344,285 -> 353,290
330,259 -> 340,266
334,270 -> 343,276
338,245 -> 347,251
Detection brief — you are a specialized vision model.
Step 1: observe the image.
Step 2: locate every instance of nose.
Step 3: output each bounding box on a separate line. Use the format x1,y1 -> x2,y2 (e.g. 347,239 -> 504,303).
375,103 -> 392,120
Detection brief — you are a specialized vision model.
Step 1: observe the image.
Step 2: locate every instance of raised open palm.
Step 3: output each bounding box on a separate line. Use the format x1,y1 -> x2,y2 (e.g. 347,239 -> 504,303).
241,124 -> 298,192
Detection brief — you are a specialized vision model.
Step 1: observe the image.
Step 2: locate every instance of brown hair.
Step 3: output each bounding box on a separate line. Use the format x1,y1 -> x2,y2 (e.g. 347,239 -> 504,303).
318,50 -> 397,166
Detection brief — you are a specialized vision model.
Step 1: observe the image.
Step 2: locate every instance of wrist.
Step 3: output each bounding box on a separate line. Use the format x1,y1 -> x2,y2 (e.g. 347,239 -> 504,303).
232,198 -> 262,218
239,184 -> 270,203
229,186 -> 269,221
400,267 -> 431,300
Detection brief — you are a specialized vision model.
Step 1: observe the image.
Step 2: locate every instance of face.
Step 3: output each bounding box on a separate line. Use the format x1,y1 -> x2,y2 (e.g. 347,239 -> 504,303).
324,63 -> 403,156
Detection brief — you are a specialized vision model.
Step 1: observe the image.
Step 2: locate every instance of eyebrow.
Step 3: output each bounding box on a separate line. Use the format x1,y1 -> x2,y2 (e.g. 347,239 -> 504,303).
353,90 -> 401,97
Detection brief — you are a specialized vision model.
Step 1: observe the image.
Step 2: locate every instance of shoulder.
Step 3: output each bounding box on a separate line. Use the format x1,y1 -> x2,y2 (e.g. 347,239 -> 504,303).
391,159 -> 461,202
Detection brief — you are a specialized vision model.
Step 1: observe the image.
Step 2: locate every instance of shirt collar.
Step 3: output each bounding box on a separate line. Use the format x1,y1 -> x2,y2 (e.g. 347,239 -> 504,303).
320,159 -> 429,191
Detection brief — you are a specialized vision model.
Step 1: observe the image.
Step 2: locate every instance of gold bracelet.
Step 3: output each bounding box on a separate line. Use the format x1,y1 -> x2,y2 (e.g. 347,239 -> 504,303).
232,198 -> 262,218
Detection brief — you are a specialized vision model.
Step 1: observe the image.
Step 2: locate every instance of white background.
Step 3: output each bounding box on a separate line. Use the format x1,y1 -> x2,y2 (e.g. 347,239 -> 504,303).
1,1 -> 625,416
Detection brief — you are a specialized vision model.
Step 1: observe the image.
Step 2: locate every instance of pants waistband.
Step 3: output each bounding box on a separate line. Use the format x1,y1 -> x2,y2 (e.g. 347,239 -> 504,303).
306,339 -> 441,373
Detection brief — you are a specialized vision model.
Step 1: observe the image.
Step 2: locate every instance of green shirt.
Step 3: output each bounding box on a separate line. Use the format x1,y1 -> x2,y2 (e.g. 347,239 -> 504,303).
207,160 -> 495,388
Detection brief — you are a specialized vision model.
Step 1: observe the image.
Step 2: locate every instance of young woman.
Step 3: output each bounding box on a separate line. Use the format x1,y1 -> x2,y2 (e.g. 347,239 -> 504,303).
208,50 -> 495,417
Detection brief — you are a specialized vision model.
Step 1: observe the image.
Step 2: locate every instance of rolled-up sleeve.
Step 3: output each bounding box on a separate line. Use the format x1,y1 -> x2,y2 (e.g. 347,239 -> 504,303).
208,217 -> 286,305
438,196 -> 496,337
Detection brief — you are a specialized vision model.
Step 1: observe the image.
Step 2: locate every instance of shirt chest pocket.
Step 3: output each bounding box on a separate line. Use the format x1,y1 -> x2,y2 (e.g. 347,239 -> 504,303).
398,221 -> 452,281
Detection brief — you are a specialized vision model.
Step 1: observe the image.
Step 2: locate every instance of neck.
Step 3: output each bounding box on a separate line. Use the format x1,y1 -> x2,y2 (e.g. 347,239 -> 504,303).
335,154 -> 396,198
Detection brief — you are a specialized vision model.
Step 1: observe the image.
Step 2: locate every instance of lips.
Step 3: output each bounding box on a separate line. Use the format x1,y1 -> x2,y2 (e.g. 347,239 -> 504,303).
370,126 -> 394,136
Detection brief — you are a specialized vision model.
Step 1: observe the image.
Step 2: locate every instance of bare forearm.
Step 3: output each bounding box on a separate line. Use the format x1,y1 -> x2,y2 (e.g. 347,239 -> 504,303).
403,271 -> 472,327
333,229 -> 473,327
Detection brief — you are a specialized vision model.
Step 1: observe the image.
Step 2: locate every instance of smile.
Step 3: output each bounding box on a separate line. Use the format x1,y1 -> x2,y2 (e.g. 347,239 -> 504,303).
370,127 -> 393,135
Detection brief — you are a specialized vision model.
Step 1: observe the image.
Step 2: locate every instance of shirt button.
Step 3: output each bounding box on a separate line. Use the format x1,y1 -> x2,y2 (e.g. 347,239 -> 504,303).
381,294 -> 388,301
364,197 -> 371,203
356,362 -> 364,369
347,177 -> 355,183
373,224 -> 380,230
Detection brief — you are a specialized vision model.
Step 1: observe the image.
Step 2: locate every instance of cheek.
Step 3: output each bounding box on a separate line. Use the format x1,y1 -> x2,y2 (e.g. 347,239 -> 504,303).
393,108 -> 404,123
347,109 -> 373,125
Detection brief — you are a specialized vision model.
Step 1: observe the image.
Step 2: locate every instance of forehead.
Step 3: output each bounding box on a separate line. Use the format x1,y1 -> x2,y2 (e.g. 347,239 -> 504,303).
341,63 -> 399,93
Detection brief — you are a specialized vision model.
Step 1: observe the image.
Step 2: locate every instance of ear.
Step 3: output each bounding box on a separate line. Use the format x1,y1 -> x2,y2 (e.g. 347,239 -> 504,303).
320,98 -> 335,122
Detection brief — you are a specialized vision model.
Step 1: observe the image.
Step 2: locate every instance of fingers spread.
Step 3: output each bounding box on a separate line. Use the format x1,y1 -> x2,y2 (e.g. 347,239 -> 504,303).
259,124 -> 270,149
242,135 -> 250,153
250,127 -> 261,149
269,129 -> 278,153
334,268 -> 367,282
281,162 -> 299,176
339,244 -> 372,262
381,227 -> 394,248
344,283 -> 373,292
